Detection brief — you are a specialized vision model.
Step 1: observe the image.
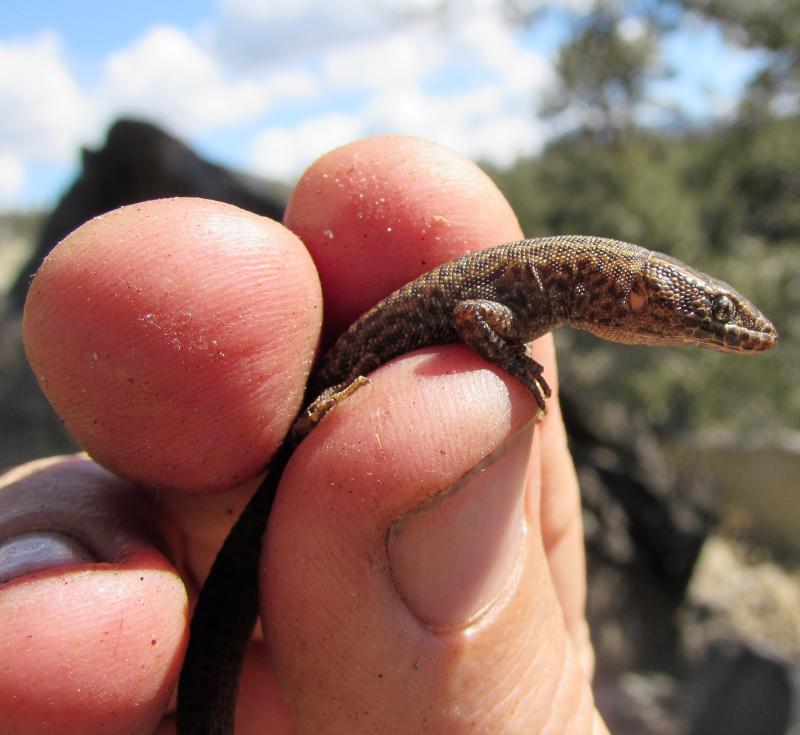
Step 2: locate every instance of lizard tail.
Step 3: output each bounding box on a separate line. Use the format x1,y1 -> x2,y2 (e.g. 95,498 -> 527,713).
176,440 -> 293,735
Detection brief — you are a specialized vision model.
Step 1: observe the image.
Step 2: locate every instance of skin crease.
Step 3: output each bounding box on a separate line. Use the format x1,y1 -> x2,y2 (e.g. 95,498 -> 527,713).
5,135 -> 607,733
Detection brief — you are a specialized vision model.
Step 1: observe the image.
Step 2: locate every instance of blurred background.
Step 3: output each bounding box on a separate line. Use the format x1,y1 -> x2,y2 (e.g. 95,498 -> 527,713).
1,1 -> 798,733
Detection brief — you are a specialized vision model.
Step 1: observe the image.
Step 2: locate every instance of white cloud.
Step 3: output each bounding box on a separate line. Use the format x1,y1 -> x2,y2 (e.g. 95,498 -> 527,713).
98,26 -> 298,136
211,0 -> 593,71
0,154 -> 24,204
0,32 -> 89,162
251,113 -> 366,181
618,16 -> 647,43
322,30 -> 444,91
455,9 -> 554,94
247,5 -> 555,180
0,0 -> 615,209
211,0 -> 454,68
363,84 -> 545,168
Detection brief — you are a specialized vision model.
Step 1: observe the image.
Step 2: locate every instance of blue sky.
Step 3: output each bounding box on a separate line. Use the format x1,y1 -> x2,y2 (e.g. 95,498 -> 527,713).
0,1 -> 768,211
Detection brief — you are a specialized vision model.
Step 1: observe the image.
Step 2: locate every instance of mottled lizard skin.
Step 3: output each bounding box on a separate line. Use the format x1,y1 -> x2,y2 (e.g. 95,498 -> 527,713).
177,236 -> 777,734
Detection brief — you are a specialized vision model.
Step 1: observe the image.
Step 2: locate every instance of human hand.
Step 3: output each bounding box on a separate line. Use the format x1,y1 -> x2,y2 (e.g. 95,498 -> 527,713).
2,136 -> 606,733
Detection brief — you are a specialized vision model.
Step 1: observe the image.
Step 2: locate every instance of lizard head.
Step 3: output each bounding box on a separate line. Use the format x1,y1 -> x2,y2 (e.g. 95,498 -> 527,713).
579,250 -> 778,353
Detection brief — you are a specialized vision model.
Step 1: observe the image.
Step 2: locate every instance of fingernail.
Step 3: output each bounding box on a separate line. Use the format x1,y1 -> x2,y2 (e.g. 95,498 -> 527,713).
0,531 -> 95,583
387,422 -> 534,630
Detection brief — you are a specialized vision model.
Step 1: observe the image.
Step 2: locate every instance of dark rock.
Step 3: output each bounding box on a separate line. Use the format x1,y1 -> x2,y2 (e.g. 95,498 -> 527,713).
2,117 -> 289,467
563,391 -> 718,675
9,118 -> 289,310
690,643 -> 792,735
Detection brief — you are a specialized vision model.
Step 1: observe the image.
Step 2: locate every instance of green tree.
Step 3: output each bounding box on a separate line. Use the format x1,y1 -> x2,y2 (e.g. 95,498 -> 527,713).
677,0 -> 800,115
540,5 -> 665,140
687,115 -> 800,247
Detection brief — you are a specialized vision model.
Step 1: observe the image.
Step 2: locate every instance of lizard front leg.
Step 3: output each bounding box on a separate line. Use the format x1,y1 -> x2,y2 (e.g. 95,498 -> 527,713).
452,299 -> 551,410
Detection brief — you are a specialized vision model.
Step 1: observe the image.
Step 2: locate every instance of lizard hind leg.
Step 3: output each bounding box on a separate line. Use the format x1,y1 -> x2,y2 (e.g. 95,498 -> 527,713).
291,376 -> 371,443
291,352 -> 382,443
452,299 -> 551,411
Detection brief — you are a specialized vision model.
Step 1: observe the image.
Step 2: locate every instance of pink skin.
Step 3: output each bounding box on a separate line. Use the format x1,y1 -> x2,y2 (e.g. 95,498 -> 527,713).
3,136 -> 606,733
0,457 -> 186,735
23,199 -> 322,494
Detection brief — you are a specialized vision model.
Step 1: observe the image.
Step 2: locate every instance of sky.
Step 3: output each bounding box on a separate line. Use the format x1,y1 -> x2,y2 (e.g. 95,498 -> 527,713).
0,0 -> 769,212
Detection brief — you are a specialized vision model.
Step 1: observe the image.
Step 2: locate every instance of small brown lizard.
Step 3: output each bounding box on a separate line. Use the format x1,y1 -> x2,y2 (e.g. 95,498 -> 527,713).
176,236 -> 777,734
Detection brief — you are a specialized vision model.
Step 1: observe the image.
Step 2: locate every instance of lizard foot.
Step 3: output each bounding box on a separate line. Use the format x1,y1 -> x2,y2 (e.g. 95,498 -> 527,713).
291,375 -> 371,443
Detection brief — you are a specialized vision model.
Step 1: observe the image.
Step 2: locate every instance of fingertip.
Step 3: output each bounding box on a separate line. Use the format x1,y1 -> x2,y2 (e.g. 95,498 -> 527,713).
285,135 -> 523,337
262,347 -> 598,731
23,198 -> 322,493
0,566 -> 187,735
0,456 -> 189,734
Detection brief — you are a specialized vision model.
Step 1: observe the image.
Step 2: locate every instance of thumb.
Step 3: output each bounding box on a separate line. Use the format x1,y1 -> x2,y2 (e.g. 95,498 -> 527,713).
261,346 -> 607,734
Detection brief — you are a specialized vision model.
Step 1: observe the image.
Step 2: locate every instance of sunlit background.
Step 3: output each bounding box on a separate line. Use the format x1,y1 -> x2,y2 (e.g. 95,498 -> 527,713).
2,2 -> 799,733
0,0 -> 771,210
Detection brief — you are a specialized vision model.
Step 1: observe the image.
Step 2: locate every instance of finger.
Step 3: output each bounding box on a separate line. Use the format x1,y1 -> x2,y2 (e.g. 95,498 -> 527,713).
22,198 -> 322,495
285,134 -> 588,659
0,456 -> 187,735
537,341 -> 592,675
284,134 -> 523,340
263,348 -> 601,732
20,199 -> 321,732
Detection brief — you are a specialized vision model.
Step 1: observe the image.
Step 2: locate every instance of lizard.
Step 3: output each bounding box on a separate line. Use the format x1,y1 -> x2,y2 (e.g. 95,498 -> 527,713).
175,235 -> 778,734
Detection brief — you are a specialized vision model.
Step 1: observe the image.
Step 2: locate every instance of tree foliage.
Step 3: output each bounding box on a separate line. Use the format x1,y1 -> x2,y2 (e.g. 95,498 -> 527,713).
678,0 -> 800,114
541,7 -> 663,137
484,1 -> 799,436
688,116 -> 800,247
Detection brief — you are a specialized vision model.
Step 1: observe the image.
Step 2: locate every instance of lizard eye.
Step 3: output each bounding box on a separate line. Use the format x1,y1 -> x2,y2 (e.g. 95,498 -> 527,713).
711,294 -> 735,323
